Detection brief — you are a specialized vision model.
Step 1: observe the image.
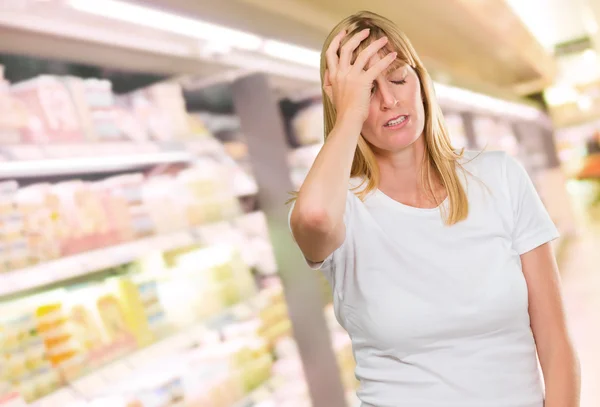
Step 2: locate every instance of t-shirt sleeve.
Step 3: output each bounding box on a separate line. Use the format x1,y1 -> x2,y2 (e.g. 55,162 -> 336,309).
287,191 -> 354,272
503,153 -> 560,255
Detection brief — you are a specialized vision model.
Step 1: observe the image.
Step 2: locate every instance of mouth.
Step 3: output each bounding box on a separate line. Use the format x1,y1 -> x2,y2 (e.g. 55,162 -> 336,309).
384,115 -> 409,128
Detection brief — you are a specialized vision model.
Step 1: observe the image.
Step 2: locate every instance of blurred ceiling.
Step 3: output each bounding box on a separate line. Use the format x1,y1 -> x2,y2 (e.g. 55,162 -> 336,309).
505,0 -> 600,127
2,0 -> 600,126
138,0 -> 557,96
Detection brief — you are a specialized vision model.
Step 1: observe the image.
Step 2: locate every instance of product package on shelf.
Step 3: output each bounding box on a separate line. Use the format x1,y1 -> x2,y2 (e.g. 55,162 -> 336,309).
117,82 -> 191,142
34,303 -> 88,382
110,277 -> 168,347
158,245 -> 257,329
0,312 -> 62,403
291,102 -> 324,147
0,181 -> 30,272
14,184 -> 63,265
0,66 -> 29,146
80,78 -> 122,142
184,158 -> 242,222
61,279 -> 149,373
51,180 -> 114,255
10,76 -> 84,144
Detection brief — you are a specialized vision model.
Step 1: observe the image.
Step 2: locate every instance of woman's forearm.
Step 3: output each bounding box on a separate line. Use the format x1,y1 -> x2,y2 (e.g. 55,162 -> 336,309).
542,342 -> 580,407
294,116 -> 362,231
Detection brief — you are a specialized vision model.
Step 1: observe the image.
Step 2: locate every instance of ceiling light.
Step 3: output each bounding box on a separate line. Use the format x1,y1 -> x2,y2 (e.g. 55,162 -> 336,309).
578,95 -> 593,111
68,0 -> 263,51
544,85 -> 579,106
583,49 -> 598,63
503,0 -> 558,51
262,40 -> 321,68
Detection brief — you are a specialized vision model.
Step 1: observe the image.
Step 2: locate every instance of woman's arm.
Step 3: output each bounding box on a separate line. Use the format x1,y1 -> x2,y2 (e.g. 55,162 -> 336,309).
521,242 -> 580,407
291,29 -> 395,263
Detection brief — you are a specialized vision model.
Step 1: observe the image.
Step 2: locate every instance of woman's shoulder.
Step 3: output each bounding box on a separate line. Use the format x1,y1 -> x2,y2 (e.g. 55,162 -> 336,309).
458,149 -> 513,178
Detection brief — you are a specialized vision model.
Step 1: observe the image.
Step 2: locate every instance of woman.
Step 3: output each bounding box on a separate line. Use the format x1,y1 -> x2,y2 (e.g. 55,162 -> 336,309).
289,10 -> 580,407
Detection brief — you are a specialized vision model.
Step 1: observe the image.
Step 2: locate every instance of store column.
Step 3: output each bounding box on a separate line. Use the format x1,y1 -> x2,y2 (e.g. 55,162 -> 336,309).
232,73 -> 347,407
460,112 -> 480,149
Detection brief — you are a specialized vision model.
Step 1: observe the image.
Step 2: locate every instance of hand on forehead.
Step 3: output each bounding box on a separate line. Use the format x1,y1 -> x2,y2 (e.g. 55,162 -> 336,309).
365,53 -> 406,75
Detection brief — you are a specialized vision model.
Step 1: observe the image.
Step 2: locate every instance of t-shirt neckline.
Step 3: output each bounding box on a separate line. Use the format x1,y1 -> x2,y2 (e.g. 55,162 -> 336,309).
374,188 -> 448,216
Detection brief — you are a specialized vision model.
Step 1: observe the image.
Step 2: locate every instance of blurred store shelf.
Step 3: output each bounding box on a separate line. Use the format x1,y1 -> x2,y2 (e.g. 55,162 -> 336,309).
0,142 -> 194,178
30,298 -> 261,405
0,217 -> 260,298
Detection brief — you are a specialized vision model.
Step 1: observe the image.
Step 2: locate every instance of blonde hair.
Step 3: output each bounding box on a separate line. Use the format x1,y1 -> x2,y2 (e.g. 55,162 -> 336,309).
320,11 -> 469,225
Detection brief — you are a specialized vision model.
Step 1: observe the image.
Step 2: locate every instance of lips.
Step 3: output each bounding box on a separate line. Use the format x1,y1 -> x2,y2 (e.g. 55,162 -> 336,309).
384,115 -> 409,127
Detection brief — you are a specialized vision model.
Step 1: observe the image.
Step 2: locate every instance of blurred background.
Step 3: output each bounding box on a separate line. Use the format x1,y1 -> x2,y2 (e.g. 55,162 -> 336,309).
0,0 -> 599,406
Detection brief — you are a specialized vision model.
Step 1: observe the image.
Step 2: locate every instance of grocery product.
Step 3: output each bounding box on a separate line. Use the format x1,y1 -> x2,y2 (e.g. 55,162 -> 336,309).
81,78 -> 122,141
35,303 -> 87,381
0,312 -> 62,402
14,184 -> 61,265
68,304 -> 104,354
117,82 -> 191,142
111,277 -> 164,347
0,67 -> 28,145
291,102 -> 324,146
11,76 -> 83,143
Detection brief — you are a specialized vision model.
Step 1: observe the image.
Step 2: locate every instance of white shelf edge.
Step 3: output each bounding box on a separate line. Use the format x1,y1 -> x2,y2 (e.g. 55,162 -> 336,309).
0,228 -> 199,298
0,150 -> 194,179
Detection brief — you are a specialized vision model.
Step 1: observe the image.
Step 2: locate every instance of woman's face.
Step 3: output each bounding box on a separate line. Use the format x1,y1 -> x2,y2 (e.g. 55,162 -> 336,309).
361,58 -> 426,154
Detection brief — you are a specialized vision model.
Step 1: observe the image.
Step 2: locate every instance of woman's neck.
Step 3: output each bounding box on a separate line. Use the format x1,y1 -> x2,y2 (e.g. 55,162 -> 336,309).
374,139 -> 445,208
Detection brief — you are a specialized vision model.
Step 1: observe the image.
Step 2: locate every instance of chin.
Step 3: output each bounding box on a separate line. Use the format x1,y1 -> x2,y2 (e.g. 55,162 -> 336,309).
374,132 -> 422,153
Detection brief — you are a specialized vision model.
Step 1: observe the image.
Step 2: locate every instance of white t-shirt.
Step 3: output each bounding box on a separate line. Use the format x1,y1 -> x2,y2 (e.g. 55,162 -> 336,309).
290,150 -> 559,407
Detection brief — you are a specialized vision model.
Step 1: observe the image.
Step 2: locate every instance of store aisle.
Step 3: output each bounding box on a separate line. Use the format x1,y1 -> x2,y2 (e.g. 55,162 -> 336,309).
559,218 -> 600,407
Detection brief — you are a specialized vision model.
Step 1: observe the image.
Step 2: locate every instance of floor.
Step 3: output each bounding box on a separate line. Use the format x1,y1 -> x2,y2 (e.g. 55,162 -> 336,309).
558,206 -> 600,406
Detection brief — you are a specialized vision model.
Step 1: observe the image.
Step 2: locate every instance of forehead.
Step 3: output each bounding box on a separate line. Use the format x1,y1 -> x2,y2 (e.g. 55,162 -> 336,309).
365,55 -> 408,75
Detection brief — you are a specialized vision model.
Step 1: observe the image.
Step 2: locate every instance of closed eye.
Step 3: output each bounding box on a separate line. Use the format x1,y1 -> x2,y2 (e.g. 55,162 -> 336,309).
371,78 -> 406,95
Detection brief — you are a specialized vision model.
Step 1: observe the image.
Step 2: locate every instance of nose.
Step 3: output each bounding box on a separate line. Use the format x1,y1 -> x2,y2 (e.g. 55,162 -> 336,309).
378,82 -> 397,110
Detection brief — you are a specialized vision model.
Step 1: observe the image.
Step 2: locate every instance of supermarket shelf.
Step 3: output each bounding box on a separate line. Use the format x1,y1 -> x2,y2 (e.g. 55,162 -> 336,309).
0,227 -> 205,299
0,3 -> 320,97
30,299 -> 258,405
0,142 -> 195,179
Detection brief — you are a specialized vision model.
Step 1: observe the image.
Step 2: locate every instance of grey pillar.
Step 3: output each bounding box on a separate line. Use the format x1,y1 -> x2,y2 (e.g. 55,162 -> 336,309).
231,73 -> 347,407
460,112 -> 479,149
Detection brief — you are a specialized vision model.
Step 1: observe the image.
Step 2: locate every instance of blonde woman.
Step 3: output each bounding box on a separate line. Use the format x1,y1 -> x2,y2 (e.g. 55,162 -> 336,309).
289,11 -> 580,407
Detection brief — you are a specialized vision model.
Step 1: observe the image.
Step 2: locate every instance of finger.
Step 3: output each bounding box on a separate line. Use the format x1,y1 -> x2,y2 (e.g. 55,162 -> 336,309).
353,37 -> 389,71
323,69 -> 332,87
323,85 -> 333,104
366,52 -> 398,80
325,30 -> 346,76
339,28 -> 370,69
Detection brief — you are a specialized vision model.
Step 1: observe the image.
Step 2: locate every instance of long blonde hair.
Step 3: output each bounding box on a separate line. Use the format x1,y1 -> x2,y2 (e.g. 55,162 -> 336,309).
320,11 -> 468,225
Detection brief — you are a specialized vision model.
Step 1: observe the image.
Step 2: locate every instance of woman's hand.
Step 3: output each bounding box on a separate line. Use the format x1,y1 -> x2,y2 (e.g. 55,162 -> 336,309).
323,28 -> 397,124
